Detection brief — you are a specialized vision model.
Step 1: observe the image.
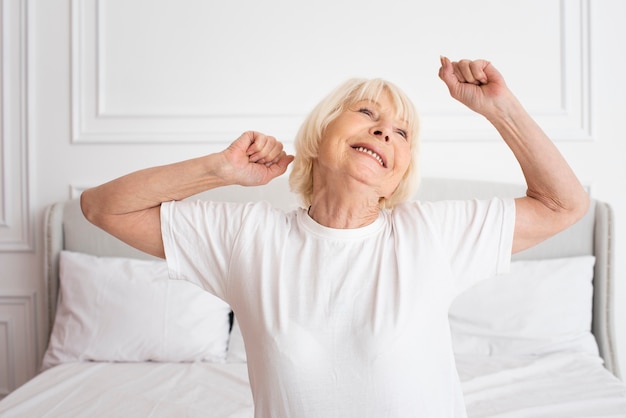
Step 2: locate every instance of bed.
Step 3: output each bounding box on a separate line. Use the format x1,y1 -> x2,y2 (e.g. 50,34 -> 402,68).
0,178 -> 624,417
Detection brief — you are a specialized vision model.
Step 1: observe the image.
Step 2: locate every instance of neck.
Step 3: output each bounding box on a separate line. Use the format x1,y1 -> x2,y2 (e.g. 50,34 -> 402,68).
308,184 -> 381,229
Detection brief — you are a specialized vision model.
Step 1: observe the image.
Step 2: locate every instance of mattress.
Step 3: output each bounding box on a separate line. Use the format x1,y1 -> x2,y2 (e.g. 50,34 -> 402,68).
1,353 -> 624,417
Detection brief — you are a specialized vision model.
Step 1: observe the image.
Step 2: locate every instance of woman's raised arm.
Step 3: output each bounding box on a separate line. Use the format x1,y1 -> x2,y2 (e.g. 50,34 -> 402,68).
438,57 -> 589,253
80,131 -> 294,258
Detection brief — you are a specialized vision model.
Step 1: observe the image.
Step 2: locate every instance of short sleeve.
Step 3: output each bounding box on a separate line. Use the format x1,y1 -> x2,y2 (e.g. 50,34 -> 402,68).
397,197 -> 515,297
160,200 -> 251,301
440,197 -> 515,295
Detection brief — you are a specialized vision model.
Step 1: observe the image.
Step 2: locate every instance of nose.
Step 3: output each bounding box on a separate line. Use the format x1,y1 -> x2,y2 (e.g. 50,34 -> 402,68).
371,128 -> 390,142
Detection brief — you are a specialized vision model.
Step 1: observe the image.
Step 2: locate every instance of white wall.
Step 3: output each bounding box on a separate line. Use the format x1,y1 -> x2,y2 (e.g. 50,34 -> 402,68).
1,0 -> 624,395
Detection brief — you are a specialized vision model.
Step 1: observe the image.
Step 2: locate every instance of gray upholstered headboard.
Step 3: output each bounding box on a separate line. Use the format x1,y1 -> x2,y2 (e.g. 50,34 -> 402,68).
43,177 -> 619,377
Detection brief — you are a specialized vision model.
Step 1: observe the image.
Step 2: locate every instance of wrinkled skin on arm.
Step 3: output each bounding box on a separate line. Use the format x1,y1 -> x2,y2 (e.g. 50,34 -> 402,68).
438,57 -> 589,253
80,131 -> 294,258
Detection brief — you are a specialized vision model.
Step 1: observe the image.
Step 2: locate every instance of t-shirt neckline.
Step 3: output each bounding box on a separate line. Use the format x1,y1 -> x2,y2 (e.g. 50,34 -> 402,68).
297,207 -> 386,240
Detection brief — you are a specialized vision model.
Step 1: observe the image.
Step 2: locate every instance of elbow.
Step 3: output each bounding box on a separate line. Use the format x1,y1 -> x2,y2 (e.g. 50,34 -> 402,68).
529,187 -> 591,233
571,191 -> 591,225
514,189 -> 590,254
558,190 -> 591,231
80,189 -> 103,227
80,188 -> 122,235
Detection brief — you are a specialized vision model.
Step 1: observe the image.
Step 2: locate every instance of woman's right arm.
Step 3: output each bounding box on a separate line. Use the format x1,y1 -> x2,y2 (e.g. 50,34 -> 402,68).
80,131 -> 294,258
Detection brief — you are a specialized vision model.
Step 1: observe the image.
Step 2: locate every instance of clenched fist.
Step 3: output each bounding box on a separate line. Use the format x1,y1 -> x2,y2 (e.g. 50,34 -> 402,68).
438,56 -> 517,119
219,131 -> 295,187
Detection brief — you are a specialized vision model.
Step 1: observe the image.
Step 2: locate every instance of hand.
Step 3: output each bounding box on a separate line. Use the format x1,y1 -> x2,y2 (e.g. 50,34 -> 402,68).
220,131 -> 294,186
438,56 -> 514,118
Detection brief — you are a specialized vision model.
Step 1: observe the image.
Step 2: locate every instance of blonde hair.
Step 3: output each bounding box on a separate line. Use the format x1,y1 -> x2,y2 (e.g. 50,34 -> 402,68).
289,78 -> 421,209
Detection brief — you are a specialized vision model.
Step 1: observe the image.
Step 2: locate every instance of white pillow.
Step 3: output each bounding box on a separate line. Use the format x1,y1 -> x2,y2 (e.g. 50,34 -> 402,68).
42,251 -> 231,370
449,255 -> 599,356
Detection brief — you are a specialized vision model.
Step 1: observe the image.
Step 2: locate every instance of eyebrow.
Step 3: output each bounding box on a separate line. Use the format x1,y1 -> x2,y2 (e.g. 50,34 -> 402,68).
356,99 -> 409,128
355,99 -> 410,130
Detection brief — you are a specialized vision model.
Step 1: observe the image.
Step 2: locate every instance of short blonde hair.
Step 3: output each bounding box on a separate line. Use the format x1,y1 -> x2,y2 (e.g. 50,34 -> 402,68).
289,78 -> 421,209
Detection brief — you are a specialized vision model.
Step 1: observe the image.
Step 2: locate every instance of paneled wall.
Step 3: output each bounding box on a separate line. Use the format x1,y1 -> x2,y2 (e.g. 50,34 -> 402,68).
1,0 -> 624,396
1,0 -> 31,251
0,0 -> 38,397
69,0 -> 590,144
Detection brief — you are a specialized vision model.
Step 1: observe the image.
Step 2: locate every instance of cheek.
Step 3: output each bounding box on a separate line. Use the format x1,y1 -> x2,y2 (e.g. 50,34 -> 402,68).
394,145 -> 412,174
316,137 -> 345,169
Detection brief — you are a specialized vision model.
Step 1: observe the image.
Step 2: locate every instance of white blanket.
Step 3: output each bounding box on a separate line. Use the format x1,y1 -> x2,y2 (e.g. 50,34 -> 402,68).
0,362 -> 253,418
458,353 -> 626,417
1,353 -> 625,417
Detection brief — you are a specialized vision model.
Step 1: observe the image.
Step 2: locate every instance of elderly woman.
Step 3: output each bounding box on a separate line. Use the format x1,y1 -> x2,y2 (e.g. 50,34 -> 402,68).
81,57 -> 589,417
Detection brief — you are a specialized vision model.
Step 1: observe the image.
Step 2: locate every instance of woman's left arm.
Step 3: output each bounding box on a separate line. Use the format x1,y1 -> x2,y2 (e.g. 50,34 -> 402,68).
438,56 -> 590,254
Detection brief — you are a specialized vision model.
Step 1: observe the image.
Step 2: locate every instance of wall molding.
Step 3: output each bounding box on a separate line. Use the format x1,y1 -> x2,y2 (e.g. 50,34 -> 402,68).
71,0 -> 591,144
0,0 -> 32,251
0,316 -> 17,398
419,0 -> 591,141
0,291 -> 38,397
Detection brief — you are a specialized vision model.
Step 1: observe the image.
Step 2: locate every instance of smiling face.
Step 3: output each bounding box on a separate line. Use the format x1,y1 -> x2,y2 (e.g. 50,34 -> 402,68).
314,91 -> 413,200
289,78 -> 420,209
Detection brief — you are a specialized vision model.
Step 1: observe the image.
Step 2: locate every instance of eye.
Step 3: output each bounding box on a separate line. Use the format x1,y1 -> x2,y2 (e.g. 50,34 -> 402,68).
396,129 -> 408,140
358,107 -> 375,118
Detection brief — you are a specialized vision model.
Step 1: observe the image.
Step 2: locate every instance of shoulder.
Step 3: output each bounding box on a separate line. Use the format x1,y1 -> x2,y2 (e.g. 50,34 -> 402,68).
390,197 -> 515,226
393,197 -> 515,213
390,199 -> 457,221
164,199 -> 289,214
162,200 -> 299,229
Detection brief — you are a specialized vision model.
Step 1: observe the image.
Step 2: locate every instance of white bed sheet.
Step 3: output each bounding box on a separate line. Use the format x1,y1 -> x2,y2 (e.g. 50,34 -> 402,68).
0,362 -> 253,418
1,353 -> 625,417
458,353 -> 626,417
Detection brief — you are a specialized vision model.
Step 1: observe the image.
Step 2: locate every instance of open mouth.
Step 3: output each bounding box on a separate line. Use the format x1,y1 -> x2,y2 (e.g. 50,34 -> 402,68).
352,146 -> 386,168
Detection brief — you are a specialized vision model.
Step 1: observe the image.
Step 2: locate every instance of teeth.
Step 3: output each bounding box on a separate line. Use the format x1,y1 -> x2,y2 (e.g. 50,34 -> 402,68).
355,146 -> 384,166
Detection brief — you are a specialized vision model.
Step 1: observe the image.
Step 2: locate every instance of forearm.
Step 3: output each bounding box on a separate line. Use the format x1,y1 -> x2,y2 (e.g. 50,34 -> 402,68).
79,131 -> 292,258
439,57 -> 589,252
79,153 -> 231,259
486,95 -> 588,214
81,153 -> 228,219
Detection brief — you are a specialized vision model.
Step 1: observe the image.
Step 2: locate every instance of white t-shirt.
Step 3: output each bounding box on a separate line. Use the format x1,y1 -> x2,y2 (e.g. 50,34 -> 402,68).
161,198 -> 515,418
